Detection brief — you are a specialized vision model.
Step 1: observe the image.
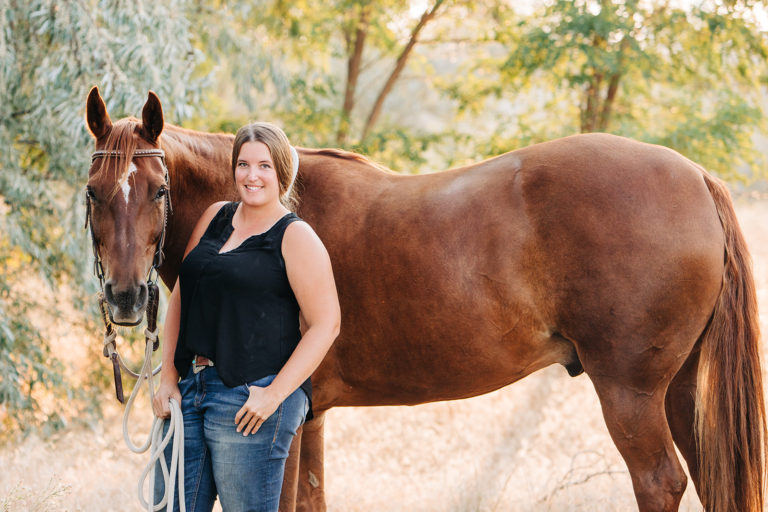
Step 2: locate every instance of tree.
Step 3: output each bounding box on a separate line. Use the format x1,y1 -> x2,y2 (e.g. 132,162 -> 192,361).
0,0 -> 205,435
449,0 -> 768,180
185,0 -> 456,170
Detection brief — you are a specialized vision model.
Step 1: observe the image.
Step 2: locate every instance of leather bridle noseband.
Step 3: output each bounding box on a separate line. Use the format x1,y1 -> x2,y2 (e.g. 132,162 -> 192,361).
85,148 -> 172,402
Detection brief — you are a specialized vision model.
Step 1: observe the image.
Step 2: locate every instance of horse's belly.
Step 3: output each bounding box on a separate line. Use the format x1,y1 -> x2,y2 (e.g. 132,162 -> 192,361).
311,295 -> 575,409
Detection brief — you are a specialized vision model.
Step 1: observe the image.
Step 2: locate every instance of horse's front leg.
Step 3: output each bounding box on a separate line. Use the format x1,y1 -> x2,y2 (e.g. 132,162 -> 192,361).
280,423 -> 304,511
279,411 -> 327,512
296,411 -> 327,512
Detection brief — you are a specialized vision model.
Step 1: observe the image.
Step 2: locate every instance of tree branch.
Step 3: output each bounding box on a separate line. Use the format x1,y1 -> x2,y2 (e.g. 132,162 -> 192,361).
360,0 -> 445,142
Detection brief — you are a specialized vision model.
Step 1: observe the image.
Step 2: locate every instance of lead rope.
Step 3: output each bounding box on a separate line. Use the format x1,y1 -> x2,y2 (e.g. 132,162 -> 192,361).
99,284 -> 185,511
88,148 -> 182,510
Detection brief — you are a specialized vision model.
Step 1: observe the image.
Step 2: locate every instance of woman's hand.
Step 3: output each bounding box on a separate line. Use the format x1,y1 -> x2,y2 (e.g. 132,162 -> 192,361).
153,377 -> 181,419
235,385 -> 282,436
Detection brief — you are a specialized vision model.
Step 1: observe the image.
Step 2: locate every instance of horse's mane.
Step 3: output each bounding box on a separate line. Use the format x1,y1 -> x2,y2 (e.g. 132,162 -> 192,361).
159,123 -> 234,161
94,118 -> 141,199
301,147 -> 396,174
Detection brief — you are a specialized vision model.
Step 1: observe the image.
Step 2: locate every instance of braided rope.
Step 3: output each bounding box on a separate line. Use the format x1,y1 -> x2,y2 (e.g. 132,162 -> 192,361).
89,148 -> 182,509
97,291 -> 183,510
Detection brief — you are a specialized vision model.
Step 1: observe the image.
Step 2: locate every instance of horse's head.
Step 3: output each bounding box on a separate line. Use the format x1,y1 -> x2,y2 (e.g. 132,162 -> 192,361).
85,86 -> 170,325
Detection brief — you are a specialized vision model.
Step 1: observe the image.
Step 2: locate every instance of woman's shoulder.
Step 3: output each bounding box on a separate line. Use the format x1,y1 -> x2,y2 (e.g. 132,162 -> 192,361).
183,201 -> 233,256
198,201 -> 234,230
282,219 -> 327,255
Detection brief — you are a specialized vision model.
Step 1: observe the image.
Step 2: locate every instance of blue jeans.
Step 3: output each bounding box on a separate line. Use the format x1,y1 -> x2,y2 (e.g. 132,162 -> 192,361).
154,366 -> 308,512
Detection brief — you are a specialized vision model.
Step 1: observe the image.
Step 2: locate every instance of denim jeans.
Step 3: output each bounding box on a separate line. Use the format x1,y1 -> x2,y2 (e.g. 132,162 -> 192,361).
154,366 -> 308,512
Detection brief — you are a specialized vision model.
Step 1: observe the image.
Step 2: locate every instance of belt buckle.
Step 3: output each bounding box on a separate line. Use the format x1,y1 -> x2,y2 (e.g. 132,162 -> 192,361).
193,356 -> 213,374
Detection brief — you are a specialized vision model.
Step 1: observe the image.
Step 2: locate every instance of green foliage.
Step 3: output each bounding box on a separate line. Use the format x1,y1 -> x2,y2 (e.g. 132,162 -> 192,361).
0,275 -> 64,435
0,0 -> 206,435
185,0 -> 458,169
448,0 -> 768,180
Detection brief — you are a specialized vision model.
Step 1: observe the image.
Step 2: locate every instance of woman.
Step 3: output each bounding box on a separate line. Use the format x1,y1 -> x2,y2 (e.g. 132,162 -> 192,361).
152,122 -> 340,511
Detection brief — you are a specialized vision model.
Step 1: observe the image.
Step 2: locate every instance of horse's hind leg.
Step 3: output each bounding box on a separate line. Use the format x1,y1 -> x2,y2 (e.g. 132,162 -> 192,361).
664,347 -> 701,495
590,372 -> 688,512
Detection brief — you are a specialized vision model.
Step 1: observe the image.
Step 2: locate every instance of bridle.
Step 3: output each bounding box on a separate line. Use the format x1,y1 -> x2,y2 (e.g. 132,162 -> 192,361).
85,148 -> 173,402
85,149 -> 173,301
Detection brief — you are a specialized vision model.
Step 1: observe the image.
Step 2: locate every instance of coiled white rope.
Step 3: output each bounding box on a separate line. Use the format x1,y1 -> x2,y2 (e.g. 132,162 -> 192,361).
121,337 -> 186,511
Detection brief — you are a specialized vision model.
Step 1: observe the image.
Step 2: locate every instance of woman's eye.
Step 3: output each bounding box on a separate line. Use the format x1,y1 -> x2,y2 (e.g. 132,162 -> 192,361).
237,161 -> 247,167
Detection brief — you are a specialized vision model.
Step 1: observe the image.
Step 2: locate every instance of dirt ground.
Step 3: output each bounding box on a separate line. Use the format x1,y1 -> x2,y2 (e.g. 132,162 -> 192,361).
2,199 -> 768,511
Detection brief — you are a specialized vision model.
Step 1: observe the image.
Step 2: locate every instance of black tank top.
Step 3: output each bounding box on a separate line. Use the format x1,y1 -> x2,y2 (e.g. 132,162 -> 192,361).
174,202 -> 311,409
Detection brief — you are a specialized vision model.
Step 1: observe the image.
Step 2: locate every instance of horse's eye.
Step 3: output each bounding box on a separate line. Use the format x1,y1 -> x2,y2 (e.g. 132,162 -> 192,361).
85,187 -> 97,201
154,186 -> 167,201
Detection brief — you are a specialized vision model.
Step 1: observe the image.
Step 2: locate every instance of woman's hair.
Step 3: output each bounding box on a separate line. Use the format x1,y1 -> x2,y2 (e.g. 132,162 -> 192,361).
232,122 -> 297,210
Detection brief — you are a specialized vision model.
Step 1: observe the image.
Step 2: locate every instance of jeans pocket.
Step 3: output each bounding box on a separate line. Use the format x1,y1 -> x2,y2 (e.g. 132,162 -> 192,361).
178,373 -> 195,399
239,374 -> 277,397
268,388 -> 307,460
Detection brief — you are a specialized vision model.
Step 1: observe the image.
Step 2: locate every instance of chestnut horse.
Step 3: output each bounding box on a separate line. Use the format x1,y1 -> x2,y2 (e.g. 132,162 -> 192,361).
84,87 -> 765,512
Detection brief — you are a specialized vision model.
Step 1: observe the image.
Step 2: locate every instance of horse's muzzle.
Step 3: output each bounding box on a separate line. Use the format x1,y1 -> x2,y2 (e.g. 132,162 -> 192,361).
104,280 -> 148,325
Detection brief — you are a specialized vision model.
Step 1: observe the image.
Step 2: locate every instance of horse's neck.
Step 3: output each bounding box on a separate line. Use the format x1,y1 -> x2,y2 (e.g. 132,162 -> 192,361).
157,126 -> 235,287
162,126 -> 234,197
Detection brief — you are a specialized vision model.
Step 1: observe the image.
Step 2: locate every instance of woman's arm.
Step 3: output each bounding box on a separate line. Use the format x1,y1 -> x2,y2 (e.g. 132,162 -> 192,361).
152,201 -> 229,418
236,221 -> 340,435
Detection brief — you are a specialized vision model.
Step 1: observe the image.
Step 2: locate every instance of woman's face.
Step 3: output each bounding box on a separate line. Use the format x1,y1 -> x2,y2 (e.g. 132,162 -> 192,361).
235,141 -> 281,208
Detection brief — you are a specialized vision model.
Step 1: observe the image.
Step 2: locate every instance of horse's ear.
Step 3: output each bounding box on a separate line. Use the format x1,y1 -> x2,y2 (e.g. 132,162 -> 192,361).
86,86 -> 112,139
141,91 -> 164,143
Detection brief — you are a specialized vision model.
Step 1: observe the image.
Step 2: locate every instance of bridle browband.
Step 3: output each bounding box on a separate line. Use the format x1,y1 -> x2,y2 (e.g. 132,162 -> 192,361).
85,148 -> 172,402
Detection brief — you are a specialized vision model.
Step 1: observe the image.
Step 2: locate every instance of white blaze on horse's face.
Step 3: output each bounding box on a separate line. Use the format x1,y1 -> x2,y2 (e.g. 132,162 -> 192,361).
120,162 -> 138,205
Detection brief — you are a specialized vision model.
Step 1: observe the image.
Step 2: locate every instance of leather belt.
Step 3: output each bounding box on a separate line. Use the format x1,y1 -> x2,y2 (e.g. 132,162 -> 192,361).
193,355 -> 214,373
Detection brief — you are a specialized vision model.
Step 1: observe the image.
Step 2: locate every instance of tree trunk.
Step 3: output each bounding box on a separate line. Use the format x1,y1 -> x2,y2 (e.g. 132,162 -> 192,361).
597,38 -> 628,132
337,6 -> 370,146
598,73 -> 621,132
581,72 -> 603,133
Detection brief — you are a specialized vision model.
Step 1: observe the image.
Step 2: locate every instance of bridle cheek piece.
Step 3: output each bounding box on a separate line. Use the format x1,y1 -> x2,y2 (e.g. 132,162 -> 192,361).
85,148 -> 172,402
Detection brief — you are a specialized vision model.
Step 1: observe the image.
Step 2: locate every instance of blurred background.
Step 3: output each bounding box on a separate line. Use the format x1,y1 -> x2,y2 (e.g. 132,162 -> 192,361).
1,0 -> 767,509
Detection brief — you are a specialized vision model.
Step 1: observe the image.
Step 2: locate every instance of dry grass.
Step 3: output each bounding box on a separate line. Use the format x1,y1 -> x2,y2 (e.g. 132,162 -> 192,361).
3,200 -> 768,511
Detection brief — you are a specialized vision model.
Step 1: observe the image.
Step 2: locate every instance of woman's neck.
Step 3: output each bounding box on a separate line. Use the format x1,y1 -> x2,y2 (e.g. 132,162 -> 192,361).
235,201 -> 290,232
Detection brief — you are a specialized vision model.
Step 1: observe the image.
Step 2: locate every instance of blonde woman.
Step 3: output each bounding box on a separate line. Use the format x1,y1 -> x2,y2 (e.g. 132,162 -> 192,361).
153,122 -> 340,511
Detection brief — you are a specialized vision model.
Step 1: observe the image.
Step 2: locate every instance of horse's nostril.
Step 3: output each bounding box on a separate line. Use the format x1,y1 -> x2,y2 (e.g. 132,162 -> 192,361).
135,283 -> 148,311
104,282 -> 115,304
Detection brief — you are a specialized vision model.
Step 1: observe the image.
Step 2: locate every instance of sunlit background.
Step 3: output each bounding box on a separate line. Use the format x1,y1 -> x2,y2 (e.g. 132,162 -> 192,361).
1,0 -> 767,509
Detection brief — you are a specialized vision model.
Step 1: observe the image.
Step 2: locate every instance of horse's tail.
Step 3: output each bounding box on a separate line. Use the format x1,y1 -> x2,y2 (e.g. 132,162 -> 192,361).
697,172 -> 766,512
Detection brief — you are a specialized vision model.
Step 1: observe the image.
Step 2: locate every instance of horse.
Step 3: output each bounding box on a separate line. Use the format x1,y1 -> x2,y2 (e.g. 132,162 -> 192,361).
84,86 -> 766,512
